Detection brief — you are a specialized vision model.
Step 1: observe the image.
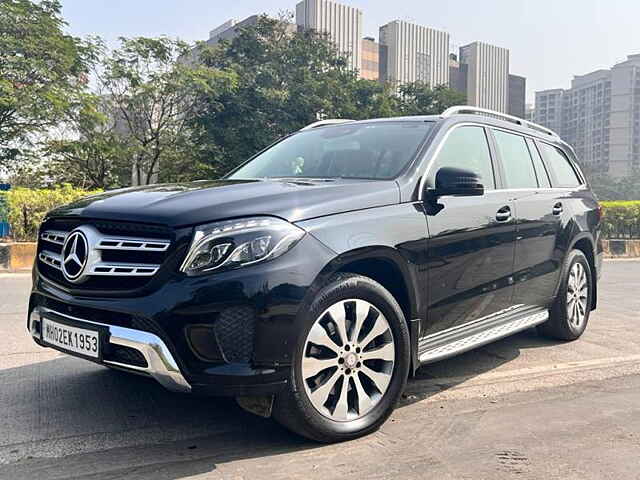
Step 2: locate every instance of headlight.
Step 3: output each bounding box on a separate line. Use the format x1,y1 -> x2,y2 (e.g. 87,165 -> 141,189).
180,216 -> 306,275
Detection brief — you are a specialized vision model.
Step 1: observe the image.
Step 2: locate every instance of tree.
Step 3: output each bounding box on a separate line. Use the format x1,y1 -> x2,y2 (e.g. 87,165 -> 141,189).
192,16 -> 355,175
42,92 -> 131,189
97,36 -> 236,185
0,0 -> 94,168
192,15 -> 466,177
397,83 -> 467,116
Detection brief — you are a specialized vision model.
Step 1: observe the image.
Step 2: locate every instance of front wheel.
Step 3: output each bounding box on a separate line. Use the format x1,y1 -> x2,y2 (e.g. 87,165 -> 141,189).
273,273 -> 410,442
538,249 -> 593,341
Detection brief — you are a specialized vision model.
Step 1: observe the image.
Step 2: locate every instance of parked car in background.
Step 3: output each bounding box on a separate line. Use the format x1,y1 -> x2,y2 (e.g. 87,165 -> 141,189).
28,106 -> 602,442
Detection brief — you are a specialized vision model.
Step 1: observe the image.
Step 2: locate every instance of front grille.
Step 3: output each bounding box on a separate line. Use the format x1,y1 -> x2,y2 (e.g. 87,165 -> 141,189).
37,218 -> 174,291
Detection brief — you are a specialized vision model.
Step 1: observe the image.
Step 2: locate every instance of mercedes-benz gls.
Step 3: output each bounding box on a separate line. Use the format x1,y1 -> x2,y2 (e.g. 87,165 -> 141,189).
28,106 -> 602,442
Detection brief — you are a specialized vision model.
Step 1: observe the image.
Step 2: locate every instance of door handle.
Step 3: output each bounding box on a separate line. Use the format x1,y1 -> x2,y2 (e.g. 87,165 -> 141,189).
496,206 -> 512,222
552,202 -> 563,216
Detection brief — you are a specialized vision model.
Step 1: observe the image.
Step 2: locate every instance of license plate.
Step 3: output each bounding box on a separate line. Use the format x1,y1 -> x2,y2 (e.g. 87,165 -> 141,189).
41,317 -> 100,359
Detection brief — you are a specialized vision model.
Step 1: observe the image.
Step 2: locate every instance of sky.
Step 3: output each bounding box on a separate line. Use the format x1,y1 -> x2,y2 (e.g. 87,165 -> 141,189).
59,0 -> 640,103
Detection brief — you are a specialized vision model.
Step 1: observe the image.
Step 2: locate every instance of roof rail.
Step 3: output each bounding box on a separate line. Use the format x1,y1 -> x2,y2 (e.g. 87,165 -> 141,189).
300,119 -> 355,131
441,106 -> 559,138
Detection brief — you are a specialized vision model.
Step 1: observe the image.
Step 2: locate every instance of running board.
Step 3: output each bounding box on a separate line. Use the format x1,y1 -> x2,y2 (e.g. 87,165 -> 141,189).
418,309 -> 549,365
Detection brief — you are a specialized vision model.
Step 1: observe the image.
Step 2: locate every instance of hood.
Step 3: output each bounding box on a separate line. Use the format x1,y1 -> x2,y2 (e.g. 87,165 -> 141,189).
48,179 -> 400,227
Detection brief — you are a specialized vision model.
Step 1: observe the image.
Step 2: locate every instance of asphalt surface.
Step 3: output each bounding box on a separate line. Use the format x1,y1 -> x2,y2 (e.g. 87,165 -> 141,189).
1,261 -> 639,479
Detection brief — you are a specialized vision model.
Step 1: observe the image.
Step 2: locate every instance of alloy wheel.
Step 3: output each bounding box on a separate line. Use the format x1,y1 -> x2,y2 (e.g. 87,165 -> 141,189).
567,262 -> 588,328
301,299 -> 395,422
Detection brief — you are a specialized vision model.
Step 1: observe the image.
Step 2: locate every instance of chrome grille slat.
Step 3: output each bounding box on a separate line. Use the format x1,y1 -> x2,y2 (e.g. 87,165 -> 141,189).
97,237 -> 170,252
40,231 -> 67,245
39,251 -> 63,269
89,262 -> 160,276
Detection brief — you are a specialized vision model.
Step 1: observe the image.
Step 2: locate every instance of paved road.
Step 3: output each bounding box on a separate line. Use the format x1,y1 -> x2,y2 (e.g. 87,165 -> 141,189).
1,261 -> 639,479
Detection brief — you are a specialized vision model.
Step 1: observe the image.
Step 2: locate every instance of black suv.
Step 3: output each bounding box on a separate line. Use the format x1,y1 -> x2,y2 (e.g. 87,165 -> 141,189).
28,106 -> 602,442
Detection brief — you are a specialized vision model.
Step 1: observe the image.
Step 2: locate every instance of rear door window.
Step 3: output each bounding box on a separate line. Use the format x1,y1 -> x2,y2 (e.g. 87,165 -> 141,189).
537,142 -> 582,188
430,126 -> 496,189
492,130 -> 538,189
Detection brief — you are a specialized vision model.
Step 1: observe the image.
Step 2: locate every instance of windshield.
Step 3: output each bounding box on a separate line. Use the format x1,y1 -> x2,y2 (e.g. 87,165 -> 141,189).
227,121 -> 433,180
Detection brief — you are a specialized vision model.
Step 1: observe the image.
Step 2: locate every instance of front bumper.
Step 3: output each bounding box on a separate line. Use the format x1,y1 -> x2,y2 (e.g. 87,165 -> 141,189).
30,306 -> 191,392
28,233 -> 336,396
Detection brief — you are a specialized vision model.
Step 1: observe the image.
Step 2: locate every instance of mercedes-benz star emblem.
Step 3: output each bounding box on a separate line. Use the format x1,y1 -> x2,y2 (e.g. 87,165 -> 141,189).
61,230 -> 89,282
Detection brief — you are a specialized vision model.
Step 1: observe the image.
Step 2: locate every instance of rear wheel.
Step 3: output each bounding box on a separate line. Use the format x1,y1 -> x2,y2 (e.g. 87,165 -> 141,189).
538,249 -> 592,341
273,274 -> 410,442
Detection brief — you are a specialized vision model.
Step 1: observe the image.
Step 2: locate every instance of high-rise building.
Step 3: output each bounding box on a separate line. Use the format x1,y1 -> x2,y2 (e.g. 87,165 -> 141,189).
534,54 -> 640,177
208,19 -> 239,43
296,0 -> 363,72
534,88 -> 565,135
361,37 -> 379,81
459,41 -> 509,113
561,71 -> 611,173
448,53 -> 468,99
207,16 -> 297,45
508,74 -> 526,118
378,20 -> 449,88
609,54 -> 640,176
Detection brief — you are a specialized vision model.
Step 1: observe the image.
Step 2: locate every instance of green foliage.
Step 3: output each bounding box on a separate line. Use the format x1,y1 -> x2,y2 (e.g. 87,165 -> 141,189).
42,92 -> 132,189
600,201 -> 640,239
98,36 -> 236,185
2,9 -> 466,187
0,0 -> 96,166
44,131 -> 131,189
193,16 -> 356,175
6,184 -> 100,241
192,15 -> 465,177
397,83 -> 467,116
0,191 -> 8,222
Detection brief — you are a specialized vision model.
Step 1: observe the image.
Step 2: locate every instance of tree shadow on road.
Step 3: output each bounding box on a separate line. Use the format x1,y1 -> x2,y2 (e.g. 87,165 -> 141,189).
0,328 -> 564,479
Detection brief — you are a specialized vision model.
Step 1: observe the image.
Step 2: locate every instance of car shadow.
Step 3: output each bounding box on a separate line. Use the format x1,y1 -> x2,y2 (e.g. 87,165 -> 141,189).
1,328 -> 564,479
401,327 -> 563,405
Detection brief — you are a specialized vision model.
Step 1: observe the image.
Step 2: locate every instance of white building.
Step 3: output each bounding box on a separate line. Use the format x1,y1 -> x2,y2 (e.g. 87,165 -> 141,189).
534,88 -> 565,136
296,0 -> 363,73
563,71 -> 611,173
609,54 -> 640,177
533,54 -> 640,177
378,20 -> 449,88
459,41 -> 509,113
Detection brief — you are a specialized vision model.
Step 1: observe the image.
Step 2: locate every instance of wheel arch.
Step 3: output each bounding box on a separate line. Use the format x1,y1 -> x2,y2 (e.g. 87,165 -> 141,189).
303,246 -> 422,374
313,246 -> 419,320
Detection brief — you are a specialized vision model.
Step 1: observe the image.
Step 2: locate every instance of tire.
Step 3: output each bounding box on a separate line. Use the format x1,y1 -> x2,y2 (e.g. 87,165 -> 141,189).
537,249 -> 593,341
273,273 -> 411,443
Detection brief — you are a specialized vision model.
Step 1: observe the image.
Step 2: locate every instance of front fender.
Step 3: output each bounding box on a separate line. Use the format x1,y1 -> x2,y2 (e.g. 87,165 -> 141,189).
296,203 -> 430,322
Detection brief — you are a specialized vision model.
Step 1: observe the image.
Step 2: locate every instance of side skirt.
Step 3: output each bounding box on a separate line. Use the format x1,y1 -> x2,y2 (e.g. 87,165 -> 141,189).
417,307 -> 549,365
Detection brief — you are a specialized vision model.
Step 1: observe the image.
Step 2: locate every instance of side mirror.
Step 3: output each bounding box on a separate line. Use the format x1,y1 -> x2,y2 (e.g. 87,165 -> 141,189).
428,167 -> 485,198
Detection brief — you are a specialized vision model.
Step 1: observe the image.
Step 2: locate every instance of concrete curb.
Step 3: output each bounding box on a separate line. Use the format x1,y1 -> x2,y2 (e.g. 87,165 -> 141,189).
0,242 -> 36,272
603,239 -> 640,258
